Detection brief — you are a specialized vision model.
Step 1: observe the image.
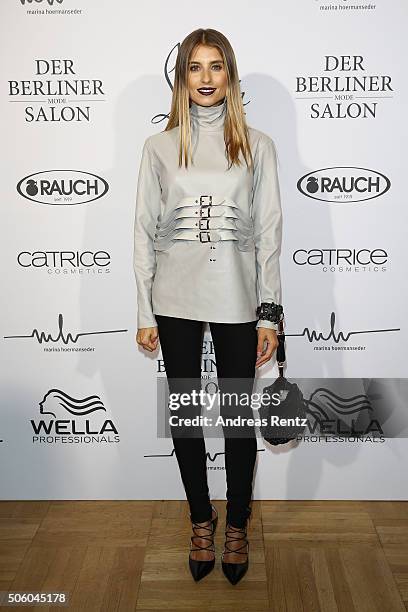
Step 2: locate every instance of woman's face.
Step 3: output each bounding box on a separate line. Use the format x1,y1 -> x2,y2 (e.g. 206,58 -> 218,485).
188,44 -> 227,107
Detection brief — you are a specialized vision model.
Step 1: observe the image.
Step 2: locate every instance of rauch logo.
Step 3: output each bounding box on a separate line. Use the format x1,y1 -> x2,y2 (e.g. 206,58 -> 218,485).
17,170 -> 109,205
297,166 -> 390,203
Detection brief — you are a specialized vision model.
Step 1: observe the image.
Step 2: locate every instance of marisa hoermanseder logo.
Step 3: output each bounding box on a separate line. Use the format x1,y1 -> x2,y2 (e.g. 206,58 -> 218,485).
20,0 -> 64,4
286,311 -> 399,350
3,313 -> 127,352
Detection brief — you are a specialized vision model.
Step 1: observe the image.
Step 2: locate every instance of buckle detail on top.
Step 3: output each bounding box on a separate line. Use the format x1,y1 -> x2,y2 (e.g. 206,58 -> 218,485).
199,195 -> 213,206
199,231 -> 211,242
199,218 -> 210,230
200,206 -> 212,218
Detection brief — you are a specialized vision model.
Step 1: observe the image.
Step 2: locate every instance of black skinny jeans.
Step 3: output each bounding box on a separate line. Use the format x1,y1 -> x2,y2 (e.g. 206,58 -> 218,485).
155,314 -> 258,529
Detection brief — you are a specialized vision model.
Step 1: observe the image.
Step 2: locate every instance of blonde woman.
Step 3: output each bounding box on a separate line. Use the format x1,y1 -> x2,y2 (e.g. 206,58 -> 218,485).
134,28 -> 283,585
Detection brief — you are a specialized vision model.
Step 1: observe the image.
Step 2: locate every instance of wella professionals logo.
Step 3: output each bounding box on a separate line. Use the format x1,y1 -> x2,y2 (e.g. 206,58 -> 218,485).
297,167 -> 390,203
31,388 -> 120,445
17,170 -> 109,205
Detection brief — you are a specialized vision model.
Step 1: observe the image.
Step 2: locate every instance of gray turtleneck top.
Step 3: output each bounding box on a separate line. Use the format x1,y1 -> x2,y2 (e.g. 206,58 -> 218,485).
133,98 -> 282,330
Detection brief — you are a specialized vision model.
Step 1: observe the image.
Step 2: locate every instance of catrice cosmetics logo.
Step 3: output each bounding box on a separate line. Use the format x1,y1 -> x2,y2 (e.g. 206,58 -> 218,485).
292,248 -> 388,273
31,388 -> 120,445
296,55 -> 393,119
17,250 -> 111,275
8,59 -> 104,122
4,313 -> 127,352
17,170 -> 109,205
297,167 -> 390,203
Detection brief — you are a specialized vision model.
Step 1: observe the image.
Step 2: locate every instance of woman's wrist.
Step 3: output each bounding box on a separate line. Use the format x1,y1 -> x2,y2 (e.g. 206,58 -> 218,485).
256,302 -> 284,326
256,319 -> 279,331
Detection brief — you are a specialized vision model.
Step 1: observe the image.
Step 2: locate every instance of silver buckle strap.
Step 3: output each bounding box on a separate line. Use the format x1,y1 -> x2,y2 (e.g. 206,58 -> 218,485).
199,231 -> 211,242
199,195 -> 213,206
199,218 -> 210,230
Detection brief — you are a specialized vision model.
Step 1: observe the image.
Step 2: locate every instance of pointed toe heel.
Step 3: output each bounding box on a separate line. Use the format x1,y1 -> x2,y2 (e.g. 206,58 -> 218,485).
221,558 -> 248,585
221,522 -> 249,585
188,504 -> 218,582
189,556 -> 215,582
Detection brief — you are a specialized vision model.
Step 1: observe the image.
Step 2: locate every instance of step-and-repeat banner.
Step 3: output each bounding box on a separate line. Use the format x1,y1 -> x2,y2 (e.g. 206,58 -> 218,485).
1,0 -> 407,500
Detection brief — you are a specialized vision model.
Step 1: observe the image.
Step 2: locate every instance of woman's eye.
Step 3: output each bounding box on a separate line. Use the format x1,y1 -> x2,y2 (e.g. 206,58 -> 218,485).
189,64 -> 223,71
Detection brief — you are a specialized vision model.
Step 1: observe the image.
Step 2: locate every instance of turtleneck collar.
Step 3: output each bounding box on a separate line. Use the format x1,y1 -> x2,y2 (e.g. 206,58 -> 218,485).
190,97 -> 226,132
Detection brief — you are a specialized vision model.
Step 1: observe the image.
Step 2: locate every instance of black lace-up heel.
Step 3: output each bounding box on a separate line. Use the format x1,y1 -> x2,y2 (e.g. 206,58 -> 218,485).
188,504 -> 218,581
221,521 -> 250,585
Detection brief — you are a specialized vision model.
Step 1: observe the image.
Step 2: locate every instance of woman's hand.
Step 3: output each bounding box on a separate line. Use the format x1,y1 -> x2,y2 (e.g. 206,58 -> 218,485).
136,327 -> 159,352
256,327 -> 279,368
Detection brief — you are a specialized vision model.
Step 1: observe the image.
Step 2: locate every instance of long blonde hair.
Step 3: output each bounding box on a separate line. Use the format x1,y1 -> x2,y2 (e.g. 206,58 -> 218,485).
165,28 -> 254,171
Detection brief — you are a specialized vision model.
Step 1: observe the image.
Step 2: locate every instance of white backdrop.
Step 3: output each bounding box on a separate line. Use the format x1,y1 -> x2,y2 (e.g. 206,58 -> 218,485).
1,0 -> 407,500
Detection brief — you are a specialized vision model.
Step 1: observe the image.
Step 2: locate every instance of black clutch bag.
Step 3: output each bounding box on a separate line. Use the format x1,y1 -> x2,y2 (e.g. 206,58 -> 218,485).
258,317 -> 307,445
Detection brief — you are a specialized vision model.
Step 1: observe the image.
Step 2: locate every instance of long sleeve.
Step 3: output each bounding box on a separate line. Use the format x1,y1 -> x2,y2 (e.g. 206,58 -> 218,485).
251,136 -> 283,331
133,138 -> 162,329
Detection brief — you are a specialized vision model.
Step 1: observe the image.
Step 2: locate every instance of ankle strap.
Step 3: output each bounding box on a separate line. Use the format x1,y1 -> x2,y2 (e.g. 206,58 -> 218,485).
223,524 -> 249,555
190,516 -> 217,552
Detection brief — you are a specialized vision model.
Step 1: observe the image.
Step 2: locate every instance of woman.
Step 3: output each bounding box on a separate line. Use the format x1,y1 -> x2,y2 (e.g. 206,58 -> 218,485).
133,28 -> 283,585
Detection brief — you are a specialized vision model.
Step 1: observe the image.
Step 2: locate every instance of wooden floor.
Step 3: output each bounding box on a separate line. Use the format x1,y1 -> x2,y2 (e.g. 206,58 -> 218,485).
0,500 -> 407,611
